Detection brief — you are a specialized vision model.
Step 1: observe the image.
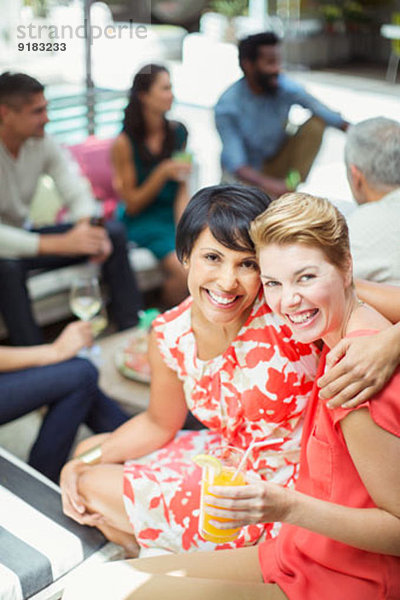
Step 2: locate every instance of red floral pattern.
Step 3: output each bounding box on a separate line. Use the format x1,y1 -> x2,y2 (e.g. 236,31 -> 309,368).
123,292 -> 318,553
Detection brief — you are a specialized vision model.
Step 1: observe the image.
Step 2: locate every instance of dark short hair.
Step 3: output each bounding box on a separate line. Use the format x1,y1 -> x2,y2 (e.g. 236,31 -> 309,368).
0,72 -> 44,107
238,32 -> 280,67
176,184 -> 272,262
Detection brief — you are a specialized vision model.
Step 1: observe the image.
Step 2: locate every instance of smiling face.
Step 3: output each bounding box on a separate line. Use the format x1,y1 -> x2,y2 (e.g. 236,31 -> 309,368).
140,70 -> 173,114
259,243 -> 352,347
186,227 -> 261,327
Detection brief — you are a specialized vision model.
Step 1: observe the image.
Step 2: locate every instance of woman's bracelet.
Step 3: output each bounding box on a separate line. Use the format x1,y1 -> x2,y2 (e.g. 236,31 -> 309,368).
76,444 -> 102,465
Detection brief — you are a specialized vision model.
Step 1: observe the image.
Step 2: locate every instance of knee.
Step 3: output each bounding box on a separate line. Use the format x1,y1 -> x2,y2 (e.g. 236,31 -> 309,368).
77,464 -> 119,517
78,464 -> 103,503
70,357 -> 99,387
304,116 -> 326,138
105,220 -> 128,249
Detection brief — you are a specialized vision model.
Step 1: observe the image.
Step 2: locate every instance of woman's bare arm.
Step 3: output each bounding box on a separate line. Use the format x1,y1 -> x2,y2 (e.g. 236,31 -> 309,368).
87,329 -> 188,464
111,134 -> 167,215
111,134 -> 191,216
174,180 -> 190,224
63,328 -> 187,468
60,328 -> 188,520
356,279 -> 400,324
0,321 -> 93,371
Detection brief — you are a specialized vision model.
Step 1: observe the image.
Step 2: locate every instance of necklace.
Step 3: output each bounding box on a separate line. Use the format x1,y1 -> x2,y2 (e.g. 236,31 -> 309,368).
339,294 -> 365,340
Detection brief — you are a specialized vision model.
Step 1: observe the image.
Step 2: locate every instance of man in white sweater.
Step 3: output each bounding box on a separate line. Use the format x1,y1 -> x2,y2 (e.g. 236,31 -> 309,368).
345,117 -> 400,285
0,72 -> 142,344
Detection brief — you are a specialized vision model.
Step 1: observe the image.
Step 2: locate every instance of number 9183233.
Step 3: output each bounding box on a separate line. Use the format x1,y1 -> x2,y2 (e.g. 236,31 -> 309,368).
18,42 -> 67,52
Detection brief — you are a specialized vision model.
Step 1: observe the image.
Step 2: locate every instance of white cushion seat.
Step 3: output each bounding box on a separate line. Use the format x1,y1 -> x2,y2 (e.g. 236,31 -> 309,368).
0,447 -> 122,600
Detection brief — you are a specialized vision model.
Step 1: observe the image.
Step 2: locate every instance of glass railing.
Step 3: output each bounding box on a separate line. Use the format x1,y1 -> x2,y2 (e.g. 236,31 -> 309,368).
46,87 -> 128,144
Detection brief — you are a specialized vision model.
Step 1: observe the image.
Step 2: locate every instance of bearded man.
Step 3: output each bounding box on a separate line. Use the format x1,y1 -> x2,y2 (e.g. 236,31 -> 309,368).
215,32 -> 349,198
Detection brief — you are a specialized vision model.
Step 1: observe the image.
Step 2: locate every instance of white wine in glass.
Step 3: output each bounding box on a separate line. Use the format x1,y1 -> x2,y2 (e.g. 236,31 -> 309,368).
70,277 -> 102,322
90,310 -> 108,338
69,276 -> 103,361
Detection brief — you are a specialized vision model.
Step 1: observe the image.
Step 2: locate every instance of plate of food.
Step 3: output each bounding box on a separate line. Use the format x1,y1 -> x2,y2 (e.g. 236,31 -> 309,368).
114,329 -> 151,384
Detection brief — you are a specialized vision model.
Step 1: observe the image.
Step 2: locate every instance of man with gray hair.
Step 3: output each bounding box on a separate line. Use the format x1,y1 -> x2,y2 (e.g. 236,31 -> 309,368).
345,116 -> 400,284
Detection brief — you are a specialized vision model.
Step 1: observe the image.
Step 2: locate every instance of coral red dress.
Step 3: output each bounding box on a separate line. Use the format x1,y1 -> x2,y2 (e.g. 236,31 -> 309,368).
259,337 -> 400,599
123,292 -> 318,552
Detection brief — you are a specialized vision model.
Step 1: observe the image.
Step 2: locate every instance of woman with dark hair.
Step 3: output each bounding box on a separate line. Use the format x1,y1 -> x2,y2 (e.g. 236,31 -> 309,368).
112,64 -> 191,306
60,184 -> 318,555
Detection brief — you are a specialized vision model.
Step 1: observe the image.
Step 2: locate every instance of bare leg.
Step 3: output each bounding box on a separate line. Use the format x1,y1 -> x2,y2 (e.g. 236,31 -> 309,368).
63,546 -> 288,600
161,251 -> 188,307
78,463 -> 139,556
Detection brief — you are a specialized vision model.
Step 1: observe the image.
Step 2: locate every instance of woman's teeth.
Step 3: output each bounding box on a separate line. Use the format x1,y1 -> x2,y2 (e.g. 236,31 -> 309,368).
207,290 -> 237,305
288,309 -> 318,324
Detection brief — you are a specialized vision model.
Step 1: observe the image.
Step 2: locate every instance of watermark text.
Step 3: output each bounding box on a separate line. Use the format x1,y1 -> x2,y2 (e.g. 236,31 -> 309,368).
17,19 -> 148,45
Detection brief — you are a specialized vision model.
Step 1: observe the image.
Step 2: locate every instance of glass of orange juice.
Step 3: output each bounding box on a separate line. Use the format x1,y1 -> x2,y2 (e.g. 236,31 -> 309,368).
197,446 -> 247,544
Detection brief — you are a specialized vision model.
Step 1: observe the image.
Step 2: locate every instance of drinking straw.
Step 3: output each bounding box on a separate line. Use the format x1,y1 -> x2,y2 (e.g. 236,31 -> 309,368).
233,437 -> 284,481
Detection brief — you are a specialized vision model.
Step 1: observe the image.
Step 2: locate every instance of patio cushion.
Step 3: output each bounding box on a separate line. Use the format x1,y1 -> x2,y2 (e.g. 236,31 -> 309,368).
0,448 -> 113,600
67,137 -> 118,220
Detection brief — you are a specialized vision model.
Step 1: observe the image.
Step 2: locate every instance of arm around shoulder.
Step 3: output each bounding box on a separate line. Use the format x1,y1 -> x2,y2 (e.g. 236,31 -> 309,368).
356,279 -> 400,324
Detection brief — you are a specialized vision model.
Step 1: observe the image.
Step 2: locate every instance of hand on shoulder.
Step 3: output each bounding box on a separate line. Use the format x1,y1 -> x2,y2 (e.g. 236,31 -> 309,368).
318,322 -> 400,409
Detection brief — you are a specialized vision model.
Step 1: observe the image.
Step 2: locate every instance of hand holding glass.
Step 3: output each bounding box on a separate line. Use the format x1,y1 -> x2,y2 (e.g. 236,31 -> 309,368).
194,438 -> 285,543
195,446 -> 247,543
171,150 -> 193,181
69,276 -> 103,356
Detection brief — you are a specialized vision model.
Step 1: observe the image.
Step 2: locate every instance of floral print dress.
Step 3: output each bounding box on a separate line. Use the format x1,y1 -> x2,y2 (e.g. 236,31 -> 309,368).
123,291 -> 318,553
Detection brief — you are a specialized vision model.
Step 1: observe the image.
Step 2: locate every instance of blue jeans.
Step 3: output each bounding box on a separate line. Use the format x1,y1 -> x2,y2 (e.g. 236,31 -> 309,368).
0,221 -> 143,345
0,357 -> 128,482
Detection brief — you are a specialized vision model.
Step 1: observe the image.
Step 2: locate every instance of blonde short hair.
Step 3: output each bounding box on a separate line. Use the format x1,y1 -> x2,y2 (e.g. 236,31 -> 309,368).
250,193 -> 350,271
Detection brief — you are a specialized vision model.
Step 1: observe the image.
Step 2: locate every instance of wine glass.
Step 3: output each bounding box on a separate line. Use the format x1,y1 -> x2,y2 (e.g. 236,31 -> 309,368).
89,305 -> 109,339
69,276 -> 102,360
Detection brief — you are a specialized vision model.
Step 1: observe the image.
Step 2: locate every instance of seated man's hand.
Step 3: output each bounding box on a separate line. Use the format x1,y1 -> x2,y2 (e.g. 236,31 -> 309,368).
235,166 -> 290,199
89,233 -> 112,264
260,175 -> 290,198
63,221 -> 111,258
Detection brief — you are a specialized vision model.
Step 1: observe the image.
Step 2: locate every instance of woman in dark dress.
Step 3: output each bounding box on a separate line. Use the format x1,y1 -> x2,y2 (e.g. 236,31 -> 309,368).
112,64 -> 191,307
